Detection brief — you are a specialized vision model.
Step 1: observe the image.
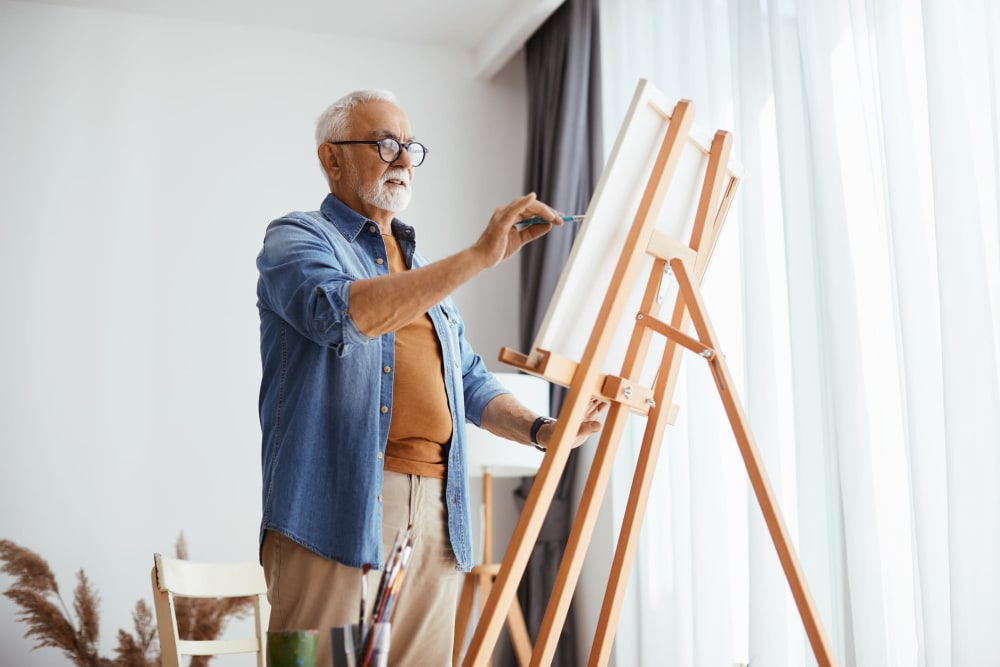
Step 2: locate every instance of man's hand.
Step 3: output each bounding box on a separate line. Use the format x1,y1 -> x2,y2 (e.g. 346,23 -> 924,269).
535,397 -> 610,450
472,193 -> 564,268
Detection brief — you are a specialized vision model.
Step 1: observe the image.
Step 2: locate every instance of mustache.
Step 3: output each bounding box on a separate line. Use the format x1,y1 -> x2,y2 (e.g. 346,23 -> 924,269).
381,168 -> 410,188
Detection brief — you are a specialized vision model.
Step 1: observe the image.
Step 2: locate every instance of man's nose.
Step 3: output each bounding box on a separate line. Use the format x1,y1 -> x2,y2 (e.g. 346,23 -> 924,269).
393,146 -> 414,168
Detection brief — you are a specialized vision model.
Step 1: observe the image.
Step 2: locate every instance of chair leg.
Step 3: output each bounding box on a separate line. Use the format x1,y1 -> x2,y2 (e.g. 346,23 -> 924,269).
505,593 -> 532,667
454,573 -> 476,665
478,573 -> 494,667
455,568 -> 532,666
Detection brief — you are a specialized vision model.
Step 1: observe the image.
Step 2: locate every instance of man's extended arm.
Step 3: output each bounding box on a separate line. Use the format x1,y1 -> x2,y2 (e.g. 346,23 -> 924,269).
348,193 -> 561,337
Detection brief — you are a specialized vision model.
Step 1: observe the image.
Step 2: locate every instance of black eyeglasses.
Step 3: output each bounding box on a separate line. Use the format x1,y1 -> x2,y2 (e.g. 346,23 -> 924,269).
327,137 -> 428,167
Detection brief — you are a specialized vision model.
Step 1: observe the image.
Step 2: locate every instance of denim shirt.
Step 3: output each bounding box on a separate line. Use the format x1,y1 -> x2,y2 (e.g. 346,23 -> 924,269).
256,193 -> 507,571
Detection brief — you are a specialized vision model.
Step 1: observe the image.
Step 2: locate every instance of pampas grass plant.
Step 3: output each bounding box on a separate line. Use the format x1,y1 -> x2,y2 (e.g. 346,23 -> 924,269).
0,534 -> 253,666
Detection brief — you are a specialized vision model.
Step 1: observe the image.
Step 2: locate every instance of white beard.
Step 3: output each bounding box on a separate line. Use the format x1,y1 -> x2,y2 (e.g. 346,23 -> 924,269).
356,167 -> 411,213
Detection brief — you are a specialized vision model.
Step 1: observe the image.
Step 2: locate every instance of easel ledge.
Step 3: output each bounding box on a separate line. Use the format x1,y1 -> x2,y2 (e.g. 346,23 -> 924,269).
498,346 -> 668,420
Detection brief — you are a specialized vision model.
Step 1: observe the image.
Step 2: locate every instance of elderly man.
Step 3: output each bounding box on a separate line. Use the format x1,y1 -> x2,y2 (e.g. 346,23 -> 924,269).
256,89 -> 606,665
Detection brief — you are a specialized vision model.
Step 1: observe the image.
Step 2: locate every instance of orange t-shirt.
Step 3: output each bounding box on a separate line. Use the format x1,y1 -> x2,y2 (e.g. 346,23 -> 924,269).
382,235 -> 452,479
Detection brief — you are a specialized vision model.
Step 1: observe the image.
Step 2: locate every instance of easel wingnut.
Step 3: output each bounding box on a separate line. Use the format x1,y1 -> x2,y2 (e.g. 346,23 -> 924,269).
600,375 -> 655,414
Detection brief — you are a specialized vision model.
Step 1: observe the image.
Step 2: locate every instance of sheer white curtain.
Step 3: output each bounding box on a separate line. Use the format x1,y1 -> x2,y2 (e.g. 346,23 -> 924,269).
599,0 -> 1000,665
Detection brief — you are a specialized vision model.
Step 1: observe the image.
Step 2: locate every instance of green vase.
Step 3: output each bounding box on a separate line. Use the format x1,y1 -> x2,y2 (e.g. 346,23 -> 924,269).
267,629 -> 319,667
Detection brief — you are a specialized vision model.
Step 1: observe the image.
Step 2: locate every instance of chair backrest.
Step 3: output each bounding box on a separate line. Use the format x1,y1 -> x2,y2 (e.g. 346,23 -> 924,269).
151,552 -> 270,667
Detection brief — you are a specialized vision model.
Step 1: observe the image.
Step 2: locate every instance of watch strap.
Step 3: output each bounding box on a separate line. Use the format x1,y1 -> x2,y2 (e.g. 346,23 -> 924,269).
530,416 -> 555,449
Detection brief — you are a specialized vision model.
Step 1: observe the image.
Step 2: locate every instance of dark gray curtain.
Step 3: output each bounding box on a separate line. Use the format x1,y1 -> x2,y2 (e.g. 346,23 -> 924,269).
514,0 -> 602,665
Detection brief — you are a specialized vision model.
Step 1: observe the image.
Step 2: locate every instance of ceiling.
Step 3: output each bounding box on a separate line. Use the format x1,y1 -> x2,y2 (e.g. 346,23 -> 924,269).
20,0 -> 566,78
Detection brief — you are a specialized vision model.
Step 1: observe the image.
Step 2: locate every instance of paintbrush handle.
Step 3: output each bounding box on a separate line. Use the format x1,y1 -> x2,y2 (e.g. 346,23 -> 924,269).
520,214 -> 584,225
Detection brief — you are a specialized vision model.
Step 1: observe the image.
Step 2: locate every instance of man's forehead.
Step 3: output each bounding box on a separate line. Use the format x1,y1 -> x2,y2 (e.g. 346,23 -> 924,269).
349,100 -> 412,137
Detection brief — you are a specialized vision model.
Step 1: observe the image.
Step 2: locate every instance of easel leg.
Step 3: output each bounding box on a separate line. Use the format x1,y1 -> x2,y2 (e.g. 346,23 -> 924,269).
532,260 -> 677,665
670,258 -> 838,667
588,343 -> 686,666
589,128 -> 740,665
462,384 -> 597,667
528,403 -> 632,666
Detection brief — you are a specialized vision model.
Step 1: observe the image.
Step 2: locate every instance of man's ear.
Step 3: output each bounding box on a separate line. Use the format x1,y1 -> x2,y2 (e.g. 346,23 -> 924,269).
318,142 -> 342,182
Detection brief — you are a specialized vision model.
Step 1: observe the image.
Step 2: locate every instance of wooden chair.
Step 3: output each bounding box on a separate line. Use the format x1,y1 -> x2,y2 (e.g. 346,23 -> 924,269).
151,552 -> 270,667
453,471 -> 533,667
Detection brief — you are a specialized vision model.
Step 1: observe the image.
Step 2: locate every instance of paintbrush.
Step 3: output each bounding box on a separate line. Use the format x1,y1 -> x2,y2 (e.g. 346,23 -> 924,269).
519,214 -> 585,225
357,563 -> 371,652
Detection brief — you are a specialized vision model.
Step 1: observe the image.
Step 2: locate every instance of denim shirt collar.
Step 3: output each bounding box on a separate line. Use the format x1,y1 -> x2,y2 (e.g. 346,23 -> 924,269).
320,193 -> 417,266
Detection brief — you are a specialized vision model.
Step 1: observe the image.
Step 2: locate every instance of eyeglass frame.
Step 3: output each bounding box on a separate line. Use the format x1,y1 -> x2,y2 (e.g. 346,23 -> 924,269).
326,137 -> 428,167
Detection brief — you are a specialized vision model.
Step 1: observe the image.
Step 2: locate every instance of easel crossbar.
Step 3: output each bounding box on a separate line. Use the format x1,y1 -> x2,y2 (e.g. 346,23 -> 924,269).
635,310 -> 714,357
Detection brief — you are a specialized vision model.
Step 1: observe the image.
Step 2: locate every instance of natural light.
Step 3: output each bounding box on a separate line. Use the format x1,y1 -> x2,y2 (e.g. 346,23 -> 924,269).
599,0 -> 1000,664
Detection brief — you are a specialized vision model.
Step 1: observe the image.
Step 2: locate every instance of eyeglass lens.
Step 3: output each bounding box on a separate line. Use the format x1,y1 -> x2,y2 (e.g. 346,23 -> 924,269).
377,138 -> 426,166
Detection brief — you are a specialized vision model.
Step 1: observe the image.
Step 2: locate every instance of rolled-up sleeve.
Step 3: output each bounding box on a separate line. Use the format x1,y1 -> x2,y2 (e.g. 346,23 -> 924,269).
256,216 -> 372,350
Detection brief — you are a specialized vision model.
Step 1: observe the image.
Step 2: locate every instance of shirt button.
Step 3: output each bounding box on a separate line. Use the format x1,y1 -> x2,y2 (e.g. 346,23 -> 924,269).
377,495 -> 383,502
369,225 -> 377,233
383,366 -> 391,374
381,405 -> 389,414
376,258 -> 384,265
377,451 -> 383,459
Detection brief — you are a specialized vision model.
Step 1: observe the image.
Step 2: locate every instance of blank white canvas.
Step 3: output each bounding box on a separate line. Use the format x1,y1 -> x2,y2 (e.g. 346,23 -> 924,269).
530,79 -> 741,384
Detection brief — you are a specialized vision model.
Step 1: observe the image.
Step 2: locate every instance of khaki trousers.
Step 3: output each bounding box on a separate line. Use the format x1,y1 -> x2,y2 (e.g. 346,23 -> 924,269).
262,471 -> 461,666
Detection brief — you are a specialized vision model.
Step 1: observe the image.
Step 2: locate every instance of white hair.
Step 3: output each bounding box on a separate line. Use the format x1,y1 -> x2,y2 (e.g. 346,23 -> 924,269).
315,89 -> 399,146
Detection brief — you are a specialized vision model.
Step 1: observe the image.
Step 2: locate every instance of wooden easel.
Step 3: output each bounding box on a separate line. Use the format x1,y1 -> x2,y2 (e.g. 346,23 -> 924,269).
461,96 -> 838,667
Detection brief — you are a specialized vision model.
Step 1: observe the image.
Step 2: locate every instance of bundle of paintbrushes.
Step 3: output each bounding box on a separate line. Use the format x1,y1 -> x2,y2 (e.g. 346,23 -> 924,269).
356,526 -> 415,667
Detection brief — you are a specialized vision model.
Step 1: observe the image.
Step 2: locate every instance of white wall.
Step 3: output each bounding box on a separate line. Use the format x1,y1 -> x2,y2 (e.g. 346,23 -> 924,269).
0,1 -> 528,663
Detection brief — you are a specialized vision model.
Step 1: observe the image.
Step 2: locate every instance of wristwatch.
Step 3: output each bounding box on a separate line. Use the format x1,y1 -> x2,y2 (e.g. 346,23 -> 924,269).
530,416 -> 555,452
